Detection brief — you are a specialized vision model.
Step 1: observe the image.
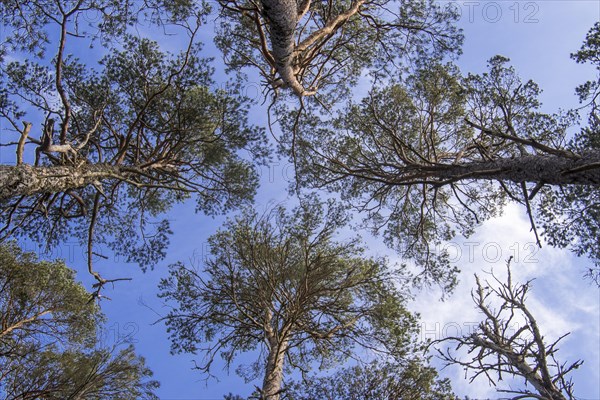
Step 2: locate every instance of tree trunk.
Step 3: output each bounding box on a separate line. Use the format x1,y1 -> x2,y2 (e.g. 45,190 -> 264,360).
0,164 -> 125,201
474,337 -> 567,400
503,349 -> 567,400
261,337 -> 288,400
435,151 -> 600,186
260,0 -> 307,96
379,151 -> 600,186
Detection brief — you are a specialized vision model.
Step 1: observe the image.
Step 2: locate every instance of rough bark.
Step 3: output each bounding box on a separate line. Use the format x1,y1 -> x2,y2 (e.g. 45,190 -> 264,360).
260,0 -> 305,96
427,151 -> 600,186
0,164 -> 128,201
472,336 -> 567,400
294,0 -> 365,53
261,335 -> 288,400
258,0 -> 365,96
348,150 -> 600,187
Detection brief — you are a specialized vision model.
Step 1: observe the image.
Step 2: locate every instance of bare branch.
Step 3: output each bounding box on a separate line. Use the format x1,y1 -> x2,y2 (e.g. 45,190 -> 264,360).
433,258 -> 582,400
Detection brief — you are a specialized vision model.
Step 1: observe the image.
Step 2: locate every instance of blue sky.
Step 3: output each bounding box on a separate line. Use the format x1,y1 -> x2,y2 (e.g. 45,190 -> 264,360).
99,2 -> 600,398
4,1 -> 600,399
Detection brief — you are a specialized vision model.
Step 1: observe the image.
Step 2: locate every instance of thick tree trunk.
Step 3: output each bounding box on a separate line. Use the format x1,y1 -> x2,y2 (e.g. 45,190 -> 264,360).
258,0 -> 365,96
384,151 -> 600,186
261,337 -> 288,400
260,0 -> 306,96
434,151 -> 600,186
0,164 -> 125,201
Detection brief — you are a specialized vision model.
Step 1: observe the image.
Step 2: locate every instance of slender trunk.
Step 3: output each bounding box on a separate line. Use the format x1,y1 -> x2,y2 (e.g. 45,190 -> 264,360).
0,164 -> 125,201
261,337 -> 288,400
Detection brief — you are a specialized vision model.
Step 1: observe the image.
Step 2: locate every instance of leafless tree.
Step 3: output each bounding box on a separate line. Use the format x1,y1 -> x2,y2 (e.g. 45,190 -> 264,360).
433,258 -> 583,400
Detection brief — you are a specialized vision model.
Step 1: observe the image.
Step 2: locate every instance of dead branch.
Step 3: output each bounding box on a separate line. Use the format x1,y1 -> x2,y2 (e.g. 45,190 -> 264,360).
432,258 -> 582,400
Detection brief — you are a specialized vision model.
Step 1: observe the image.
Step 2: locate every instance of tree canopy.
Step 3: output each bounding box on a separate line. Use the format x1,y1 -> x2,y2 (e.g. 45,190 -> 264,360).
285,357 -> 457,400
0,1 -> 597,398
284,50 -> 599,288
158,198 -> 419,399
215,0 -> 462,99
537,22 -> 600,282
0,242 -> 158,399
0,0 -> 269,289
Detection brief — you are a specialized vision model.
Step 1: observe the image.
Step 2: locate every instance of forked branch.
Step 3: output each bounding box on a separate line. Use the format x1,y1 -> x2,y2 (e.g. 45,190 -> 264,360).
432,258 -> 582,400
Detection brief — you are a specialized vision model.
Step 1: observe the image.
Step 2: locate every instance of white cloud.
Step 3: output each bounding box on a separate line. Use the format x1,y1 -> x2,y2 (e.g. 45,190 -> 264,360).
412,203 -> 600,398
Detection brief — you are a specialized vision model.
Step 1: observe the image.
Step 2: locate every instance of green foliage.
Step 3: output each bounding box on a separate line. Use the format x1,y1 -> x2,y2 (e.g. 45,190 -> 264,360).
159,197 -> 418,383
0,1 -> 269,273
538,23 -> 600,281
2,344 -> 159,400
0,241 -> 100,345
286,53 -> 596,288
286,61 -> 485,289
285,358 -> 458,400
215,0 -> 462,102
571,22 -> 600,70
0,243 -> 159,399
